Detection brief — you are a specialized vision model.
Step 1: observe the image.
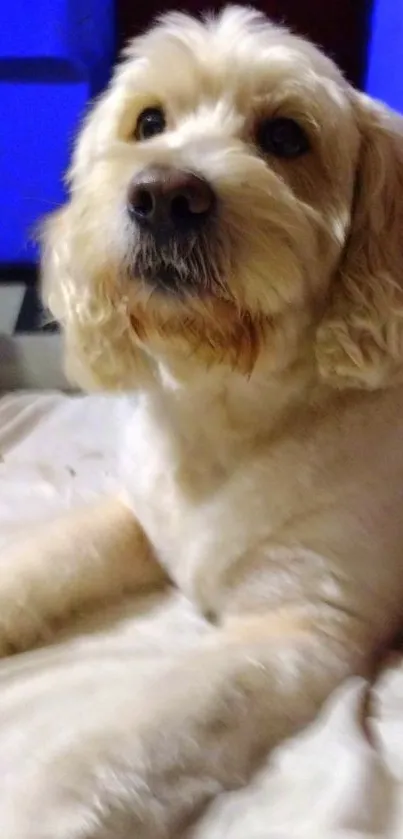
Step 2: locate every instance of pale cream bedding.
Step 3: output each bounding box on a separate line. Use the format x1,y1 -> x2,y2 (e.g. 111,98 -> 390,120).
0,392 -> 401,838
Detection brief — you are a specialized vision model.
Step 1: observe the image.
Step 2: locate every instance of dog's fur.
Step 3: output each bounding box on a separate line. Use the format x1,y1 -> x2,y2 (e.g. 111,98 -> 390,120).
3,6 -> 403,836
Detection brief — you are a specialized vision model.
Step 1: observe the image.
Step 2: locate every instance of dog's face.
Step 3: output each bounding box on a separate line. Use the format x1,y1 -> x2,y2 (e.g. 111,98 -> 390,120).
43,7 -> 403,390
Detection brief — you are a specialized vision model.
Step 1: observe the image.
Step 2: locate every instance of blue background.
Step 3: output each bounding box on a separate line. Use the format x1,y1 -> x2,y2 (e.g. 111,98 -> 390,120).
0,0 -> 115,263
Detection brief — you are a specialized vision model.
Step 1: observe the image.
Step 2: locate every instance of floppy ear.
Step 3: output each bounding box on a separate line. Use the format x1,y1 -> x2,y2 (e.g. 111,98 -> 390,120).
40,206 -> 103,391
42,203 -> 151,392
316,94 -> 403,389
40,76 -> 153,392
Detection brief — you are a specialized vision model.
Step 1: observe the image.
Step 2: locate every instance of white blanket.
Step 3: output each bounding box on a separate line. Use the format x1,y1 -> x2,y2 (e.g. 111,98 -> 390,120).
0,392 -> 402,838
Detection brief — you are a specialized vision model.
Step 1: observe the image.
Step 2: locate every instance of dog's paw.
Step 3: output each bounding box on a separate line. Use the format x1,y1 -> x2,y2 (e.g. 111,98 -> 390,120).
0,593 -> 53,657
0,642 -> 268,837
0,542 -> 60,657
0,751 -> 160,839
0,666 -> 228,839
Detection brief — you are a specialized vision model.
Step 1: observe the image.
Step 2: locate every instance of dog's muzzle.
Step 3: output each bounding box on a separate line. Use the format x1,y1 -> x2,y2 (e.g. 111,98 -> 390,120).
127,166 -> 218,294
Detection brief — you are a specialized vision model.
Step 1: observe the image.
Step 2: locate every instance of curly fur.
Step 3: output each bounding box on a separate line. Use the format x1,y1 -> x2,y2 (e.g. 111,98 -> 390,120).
316,97 -> 403,388
43,5 -> 403,392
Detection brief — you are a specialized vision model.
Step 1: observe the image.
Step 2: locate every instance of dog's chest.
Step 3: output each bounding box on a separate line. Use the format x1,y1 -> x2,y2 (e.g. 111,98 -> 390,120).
120,397 -> 275,602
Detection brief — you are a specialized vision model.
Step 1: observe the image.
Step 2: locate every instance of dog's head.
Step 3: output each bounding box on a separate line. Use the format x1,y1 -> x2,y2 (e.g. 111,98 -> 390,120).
42,6 -> 403,390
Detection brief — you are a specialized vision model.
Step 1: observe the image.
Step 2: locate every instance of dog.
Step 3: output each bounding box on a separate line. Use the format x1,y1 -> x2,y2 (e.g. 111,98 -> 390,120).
2,5 -> 403,836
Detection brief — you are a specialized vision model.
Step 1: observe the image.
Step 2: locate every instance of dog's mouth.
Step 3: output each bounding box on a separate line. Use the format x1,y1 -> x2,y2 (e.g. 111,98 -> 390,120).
130,232 -> 225,298
139,263 -> 185,295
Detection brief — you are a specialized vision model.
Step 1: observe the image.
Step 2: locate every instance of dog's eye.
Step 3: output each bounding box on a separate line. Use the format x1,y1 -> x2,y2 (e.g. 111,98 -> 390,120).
257,117 -> 310,159
135,107 -> 166,141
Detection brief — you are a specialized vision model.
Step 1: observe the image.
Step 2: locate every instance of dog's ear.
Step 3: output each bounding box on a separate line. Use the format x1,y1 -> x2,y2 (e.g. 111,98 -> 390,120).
42,201 -> 150,391
40,205 -> 97,389
316,94 -> 403,389
41,202 -> 120,390
41,95 -> 148,391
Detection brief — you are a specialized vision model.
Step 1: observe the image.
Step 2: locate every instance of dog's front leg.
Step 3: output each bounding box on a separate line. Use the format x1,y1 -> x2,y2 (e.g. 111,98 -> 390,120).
110,608 -> 368,838
13,605 -> 372,838
0,496 -> 166,655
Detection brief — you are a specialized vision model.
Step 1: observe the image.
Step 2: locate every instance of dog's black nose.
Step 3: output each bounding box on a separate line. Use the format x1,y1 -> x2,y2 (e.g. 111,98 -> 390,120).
127,166 -> 215,234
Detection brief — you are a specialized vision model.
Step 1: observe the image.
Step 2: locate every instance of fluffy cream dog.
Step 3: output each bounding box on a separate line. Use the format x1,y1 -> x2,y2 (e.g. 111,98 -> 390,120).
2,5 -> 403,836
